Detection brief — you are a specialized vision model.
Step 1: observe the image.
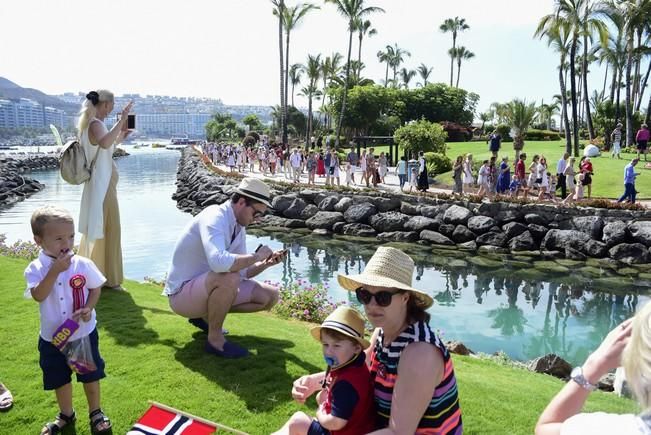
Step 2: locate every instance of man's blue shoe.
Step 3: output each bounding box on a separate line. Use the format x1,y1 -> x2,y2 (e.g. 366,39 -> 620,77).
205,341 -> 249,358
188,318 -> 228,335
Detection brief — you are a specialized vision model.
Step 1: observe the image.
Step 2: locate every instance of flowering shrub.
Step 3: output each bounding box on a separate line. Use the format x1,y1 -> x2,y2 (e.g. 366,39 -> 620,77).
271,279 -> 344,324
0,234 -> 40,260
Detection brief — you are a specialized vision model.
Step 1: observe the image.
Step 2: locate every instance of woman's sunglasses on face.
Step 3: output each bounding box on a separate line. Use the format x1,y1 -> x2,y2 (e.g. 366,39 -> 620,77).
355,287 -> 403,307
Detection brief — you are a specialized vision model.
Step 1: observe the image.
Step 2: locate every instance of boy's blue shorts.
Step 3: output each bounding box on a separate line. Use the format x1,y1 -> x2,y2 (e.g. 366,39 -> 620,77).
38,328 -> 106,390
308,419 -> 330,435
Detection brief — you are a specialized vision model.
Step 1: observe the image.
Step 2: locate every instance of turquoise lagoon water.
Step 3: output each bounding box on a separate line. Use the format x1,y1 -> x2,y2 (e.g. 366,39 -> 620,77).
0,145 -> 646,366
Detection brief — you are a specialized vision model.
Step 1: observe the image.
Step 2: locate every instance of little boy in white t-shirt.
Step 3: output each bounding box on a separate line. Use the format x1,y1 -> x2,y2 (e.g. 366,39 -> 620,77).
24,206 -> 112,435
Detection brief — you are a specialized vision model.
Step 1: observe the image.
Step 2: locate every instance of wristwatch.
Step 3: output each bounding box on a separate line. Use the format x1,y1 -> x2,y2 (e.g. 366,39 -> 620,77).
570,366 -> 597,391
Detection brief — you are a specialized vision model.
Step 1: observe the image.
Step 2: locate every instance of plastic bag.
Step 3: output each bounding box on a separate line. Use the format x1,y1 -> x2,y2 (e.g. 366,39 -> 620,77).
52,318 -> 97,374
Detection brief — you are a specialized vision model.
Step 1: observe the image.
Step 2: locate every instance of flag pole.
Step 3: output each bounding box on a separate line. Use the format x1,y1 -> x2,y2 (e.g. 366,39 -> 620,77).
149,401 -> 249,435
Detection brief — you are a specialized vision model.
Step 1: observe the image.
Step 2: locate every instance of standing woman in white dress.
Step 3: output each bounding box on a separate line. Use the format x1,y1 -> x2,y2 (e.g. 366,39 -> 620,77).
462,153 -> 474,193
78,90 -> 132,290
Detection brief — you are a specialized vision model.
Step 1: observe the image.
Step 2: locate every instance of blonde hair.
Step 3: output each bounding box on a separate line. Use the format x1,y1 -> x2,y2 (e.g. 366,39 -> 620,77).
77,89 -> 114,134
30,206 -> 74,237
623,302 -> 651,411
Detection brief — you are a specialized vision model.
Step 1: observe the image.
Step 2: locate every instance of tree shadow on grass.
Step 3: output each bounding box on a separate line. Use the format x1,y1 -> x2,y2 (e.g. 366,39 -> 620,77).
96,289 -> 173,347
175,332 -> 322,412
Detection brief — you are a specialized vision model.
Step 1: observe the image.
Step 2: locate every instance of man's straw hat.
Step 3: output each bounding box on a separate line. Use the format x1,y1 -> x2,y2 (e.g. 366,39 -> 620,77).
233,177 -> 272,208
310,306 -> 370,349
337,246 -> 434,309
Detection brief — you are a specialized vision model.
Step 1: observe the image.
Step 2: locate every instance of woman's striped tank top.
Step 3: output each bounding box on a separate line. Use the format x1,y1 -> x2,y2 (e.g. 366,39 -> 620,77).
369,321 -> 463,434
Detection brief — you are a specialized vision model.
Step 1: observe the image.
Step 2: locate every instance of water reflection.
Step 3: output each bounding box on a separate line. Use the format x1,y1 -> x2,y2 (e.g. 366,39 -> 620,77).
252,231 -> 646,366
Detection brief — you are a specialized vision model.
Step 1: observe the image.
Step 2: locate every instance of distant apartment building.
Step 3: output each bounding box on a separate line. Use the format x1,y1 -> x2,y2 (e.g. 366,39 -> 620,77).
0,98 -> 67,129
106,113 -> 212,137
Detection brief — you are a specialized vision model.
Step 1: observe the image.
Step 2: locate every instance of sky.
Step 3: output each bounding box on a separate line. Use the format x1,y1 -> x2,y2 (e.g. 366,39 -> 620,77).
0,0 -> 608,115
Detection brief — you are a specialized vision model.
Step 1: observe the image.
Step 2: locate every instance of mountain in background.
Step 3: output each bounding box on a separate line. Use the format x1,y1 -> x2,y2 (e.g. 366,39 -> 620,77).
0,77 -> 78,113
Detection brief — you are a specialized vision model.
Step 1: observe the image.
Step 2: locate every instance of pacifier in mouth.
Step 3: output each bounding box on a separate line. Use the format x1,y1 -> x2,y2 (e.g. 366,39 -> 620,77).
324,356 -> 339,367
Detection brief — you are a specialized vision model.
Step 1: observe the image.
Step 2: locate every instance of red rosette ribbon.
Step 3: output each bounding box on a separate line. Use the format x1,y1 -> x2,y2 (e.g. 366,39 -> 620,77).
69,274 -> 87,311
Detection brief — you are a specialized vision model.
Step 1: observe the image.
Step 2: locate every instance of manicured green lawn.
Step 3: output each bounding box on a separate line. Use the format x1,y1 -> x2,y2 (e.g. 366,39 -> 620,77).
0,255 -> 638,434
442,140 -> 648,199
360,140 -> 647,199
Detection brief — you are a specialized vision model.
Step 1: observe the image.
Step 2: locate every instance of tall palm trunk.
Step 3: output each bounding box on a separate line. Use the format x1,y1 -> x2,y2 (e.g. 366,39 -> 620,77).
306,95 -> 313,149
358,34 -> 363,67
559,65 -> 572,154
636,60 -> 651,112
582,26 -> 595,140
384,62 -> 389,87
615,66 -> 622,125
335,25 -> 354,147
646,92 -> 651,125
450,33 -> 456,86
609,63 -> 617,102
278,1 -> 286,144
284,29 -> 291,143
456,58 -> 461,88
625,33 -> 634,147
569,38 -> 580,156
602,61 -> 608,97
633,31 -> 642,109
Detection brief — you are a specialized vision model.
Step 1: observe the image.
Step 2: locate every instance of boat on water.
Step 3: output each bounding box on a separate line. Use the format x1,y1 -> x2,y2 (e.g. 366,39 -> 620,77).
151,143 -> 166,148
170,137 -> 199,145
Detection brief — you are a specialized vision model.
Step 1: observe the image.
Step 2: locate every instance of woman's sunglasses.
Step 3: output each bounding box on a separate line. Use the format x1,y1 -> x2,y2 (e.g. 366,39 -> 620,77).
355,287 -> 403,307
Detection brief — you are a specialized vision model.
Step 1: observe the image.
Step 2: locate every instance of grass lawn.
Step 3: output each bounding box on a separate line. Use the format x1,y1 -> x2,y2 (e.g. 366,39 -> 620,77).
0,255 -> 638,434
360,140 -> 647,199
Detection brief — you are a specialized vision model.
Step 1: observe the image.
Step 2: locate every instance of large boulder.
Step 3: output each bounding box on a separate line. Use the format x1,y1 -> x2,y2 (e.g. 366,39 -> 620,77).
318,195 -> 339,211
528,224 -> 548,243
467,216 -> 496,235
602,221 -> 628,247
283,198 -> 307,219
528,354 -> 572,379
306,211 -> 344,230
377,231 -> 420,242
476,231 -> 508,248
298,189 -> 320,203
503,222 -> 528,239
583,144 -> 600,157
271,194 -> 296,212
541,229 -> 591,253
443,205 -> 472,225
420,230 -> 454,245
420,205 -> 440,218
572,216 -> 604,240
400,202 -> 419,215
344,203 -> 377,224
404,216 -> 439,232
374,197 -> 401,212
628,221 -> 651,247
300,204 -> 319,220
495,209 -> 521,224
334,197 -> 353,213
609,243 -> 650,264
585,240 -> 608,258
370,212 -> 410,233
524,213 -> 546,226
343,223 -> 377,237
452,225 -> 476,243
509,231 -> 536,251
438,224 -> 456,239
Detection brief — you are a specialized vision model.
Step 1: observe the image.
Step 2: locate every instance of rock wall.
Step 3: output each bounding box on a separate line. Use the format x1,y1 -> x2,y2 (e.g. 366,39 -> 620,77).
173,148 -> 651,264
0,148 -> 130,208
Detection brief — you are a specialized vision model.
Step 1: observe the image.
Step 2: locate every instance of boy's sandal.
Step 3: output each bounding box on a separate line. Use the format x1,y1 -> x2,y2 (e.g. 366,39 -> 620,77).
41,411 -> 76,435
89,408 -> 112,435
0,383 -> 13,411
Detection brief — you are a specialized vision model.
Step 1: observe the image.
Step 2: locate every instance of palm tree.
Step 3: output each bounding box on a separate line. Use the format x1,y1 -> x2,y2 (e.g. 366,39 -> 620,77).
440,16 -> 470,87
376,46 -> 393,87
388,43 -> 410,86
320,53 -> 343,127
399,68 -> 416,89
538,101 -> 560,130
454,46 -> 475,88
354,18 -> 377,68
325,0 -> 385,147
301,54 -> 322,149
280,2 -> 320,143
271,0 -> 286,143
535,1 -> 587,156
288,63 -> 303,107
503,99 -> 538,160
577,0 -> 609,140
479,112 -> 491,134
416,63 -> 433,86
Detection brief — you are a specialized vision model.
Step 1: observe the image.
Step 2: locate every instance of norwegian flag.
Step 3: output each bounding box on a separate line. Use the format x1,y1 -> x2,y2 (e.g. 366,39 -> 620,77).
127,403 -> 243,435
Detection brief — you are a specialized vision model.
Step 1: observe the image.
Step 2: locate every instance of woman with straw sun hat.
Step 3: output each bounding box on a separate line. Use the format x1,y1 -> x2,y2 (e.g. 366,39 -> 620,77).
291,247 -> 463,434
